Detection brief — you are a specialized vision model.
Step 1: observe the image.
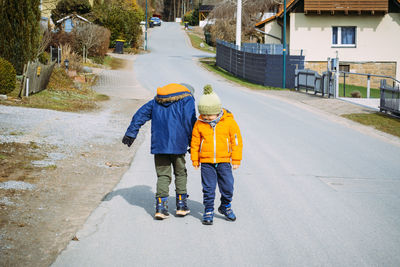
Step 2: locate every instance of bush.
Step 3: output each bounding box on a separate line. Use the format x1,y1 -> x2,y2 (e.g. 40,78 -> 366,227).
74,24 -> 111,57
92,2 -> 144,49
38,52 -> 50,64
0,57 -> 17,95
183,7 -> 199,26
207,20 -> 236,45
351,91 -> 362,98
50,31 -> 77,49
60,44 -> 82,72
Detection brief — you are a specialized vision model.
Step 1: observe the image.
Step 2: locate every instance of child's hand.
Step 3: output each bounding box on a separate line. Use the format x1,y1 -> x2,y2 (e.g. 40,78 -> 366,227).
232,165 -> 239,170
194,165 -> 199,170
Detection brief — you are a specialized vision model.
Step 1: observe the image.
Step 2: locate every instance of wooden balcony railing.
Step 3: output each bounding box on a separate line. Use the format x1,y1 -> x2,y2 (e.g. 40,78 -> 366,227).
304,0 -> 388,13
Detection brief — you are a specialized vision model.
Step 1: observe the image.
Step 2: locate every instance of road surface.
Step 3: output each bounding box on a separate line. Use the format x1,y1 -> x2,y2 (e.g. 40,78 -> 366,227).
53,23 -> 400,266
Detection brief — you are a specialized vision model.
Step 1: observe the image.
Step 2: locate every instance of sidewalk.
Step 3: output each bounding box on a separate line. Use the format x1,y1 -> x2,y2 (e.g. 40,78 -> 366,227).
339,97 -> 380,111
259,90 -> 378,116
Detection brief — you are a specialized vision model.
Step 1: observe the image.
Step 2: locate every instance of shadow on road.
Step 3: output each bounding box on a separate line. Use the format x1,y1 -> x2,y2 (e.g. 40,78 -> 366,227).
102,185 -> 204,221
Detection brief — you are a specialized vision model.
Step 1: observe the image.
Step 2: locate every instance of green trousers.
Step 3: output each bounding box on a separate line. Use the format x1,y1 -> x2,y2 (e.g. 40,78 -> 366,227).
154,154 -> 187,198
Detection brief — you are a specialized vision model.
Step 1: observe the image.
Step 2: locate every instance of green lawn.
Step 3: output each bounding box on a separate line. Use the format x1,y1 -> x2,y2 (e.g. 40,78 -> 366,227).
186,32 -> 215,54
1,68 -> 109,112
342,113 -> 400,138
339,83 -> 380,98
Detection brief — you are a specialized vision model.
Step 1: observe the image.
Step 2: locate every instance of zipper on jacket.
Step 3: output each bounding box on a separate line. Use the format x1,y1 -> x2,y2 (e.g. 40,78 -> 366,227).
199,139 -> 204,152
213,126 -> 217,163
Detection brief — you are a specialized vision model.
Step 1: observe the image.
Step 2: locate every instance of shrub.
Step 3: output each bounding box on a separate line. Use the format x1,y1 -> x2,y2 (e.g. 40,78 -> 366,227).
50,31 -> 77,49
74,24 -> 111,57
92,2 -> 144,49
183,7 -> 199,26
38,52 -> 50,64
0,57 -> 17,95
60,44 -> 82,72
351,91 -> 362,98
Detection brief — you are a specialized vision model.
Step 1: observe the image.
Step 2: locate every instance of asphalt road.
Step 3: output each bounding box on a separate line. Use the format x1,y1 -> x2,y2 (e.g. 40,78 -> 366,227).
53,23 -> 400,266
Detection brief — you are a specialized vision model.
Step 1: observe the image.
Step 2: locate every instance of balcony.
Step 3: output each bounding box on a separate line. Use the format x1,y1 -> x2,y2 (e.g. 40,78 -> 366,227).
304,0 -> 388,14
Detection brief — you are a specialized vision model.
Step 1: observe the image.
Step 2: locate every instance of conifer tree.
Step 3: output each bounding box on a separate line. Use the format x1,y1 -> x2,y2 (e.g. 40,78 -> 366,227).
0,0 -> 40,74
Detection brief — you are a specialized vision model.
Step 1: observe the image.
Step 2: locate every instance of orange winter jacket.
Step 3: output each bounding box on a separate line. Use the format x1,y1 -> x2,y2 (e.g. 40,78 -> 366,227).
191,109 -> 243,166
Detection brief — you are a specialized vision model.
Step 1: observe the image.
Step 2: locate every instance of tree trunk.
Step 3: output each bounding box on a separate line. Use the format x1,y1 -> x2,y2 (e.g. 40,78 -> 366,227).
173,0 -> 176,21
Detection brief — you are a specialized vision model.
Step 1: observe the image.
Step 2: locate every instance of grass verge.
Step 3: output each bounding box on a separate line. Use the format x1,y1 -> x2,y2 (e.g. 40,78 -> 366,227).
199,57 -> 284,91
342,112 -> 400,138
103,56 -> 129,70
186,32 -> 215,54
1,68 -> 109,112
339,83 -> 380,98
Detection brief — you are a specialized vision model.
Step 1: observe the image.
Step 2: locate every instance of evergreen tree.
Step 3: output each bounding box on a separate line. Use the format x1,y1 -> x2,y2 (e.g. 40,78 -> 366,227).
0,0 -> 40,74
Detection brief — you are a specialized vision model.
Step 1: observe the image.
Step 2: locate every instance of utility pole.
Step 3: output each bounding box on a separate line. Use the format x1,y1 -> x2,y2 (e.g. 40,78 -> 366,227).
236,0 -> 242,49
282,0 -> 287,88
145,0 -> 148,50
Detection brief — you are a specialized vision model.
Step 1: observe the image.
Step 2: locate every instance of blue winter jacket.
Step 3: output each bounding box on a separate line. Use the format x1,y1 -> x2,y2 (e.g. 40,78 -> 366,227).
125,83 -> 197,154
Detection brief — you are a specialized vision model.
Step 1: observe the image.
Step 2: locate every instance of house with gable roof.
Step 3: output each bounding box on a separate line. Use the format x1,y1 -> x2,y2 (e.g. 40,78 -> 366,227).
255,0 -> 400,88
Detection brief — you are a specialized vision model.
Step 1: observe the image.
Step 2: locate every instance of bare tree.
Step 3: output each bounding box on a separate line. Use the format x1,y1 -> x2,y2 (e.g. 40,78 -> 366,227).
36,29 -> 52,60
208,0 -> 281,43
74,23 -> 100,62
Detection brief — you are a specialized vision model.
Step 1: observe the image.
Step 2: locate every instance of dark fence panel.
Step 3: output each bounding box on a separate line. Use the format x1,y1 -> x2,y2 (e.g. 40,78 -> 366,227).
380,80 -> 400,115
264,55 -> 304,88
216,40 -> 304,88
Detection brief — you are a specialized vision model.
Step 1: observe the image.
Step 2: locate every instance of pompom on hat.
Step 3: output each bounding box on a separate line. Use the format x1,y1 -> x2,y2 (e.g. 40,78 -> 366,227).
198,85 -> 222,115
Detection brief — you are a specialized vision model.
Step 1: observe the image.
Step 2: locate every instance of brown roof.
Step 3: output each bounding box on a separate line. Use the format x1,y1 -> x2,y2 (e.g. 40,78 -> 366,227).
255,0 -> 400,28
255,0 -> 298,28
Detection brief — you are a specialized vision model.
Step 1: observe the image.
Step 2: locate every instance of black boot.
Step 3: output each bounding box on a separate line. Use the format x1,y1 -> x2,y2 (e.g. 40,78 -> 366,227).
176,194 -> 190,216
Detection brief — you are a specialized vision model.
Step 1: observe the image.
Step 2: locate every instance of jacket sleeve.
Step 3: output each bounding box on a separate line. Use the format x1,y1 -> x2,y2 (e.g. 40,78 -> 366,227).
182,96 -> 197,146
229,118 -> 243,165
190,121 -> 201,166
125,100 -> 153,138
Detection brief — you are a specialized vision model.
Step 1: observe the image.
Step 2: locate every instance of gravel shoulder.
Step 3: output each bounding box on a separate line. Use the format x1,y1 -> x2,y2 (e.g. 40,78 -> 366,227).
0,54 -> 150,266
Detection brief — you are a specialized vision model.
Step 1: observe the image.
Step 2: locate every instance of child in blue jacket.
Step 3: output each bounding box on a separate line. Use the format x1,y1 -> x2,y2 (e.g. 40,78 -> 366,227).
122,83 -> 197,220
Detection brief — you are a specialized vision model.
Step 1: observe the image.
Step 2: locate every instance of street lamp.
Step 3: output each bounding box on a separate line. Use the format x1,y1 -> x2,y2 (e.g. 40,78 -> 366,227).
64,59 -> 69,71
145,0 -> 148,50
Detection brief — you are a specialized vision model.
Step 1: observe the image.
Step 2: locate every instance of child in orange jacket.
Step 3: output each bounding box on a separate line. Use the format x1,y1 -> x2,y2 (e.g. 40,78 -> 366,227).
191,85 -> 243,225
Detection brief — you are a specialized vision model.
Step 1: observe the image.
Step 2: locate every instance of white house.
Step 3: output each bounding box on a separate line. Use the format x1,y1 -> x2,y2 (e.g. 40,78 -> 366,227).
256,0 -> 400,88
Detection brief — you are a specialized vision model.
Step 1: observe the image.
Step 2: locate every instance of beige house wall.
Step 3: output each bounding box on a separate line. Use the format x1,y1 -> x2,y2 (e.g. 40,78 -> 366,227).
305,61 -> 396,88
264,20 -> 282,44
289,13 -> 400,82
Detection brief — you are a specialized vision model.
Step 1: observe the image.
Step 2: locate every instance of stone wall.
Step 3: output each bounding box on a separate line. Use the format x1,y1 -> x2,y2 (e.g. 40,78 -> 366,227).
305,61 -> 397,89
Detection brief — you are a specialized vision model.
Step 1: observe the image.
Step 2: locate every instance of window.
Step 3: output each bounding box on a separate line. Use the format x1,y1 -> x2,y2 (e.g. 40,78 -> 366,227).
339,64 -> 350,72
332,26 -> 356,47
64,19 -> 74,33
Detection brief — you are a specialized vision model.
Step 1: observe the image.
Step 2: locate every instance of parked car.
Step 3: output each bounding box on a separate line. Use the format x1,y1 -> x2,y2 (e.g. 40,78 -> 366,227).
150,17 -> 161,26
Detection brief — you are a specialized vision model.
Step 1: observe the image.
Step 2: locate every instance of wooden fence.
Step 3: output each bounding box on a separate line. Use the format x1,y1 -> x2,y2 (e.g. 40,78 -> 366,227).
19,61 -> 56,97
